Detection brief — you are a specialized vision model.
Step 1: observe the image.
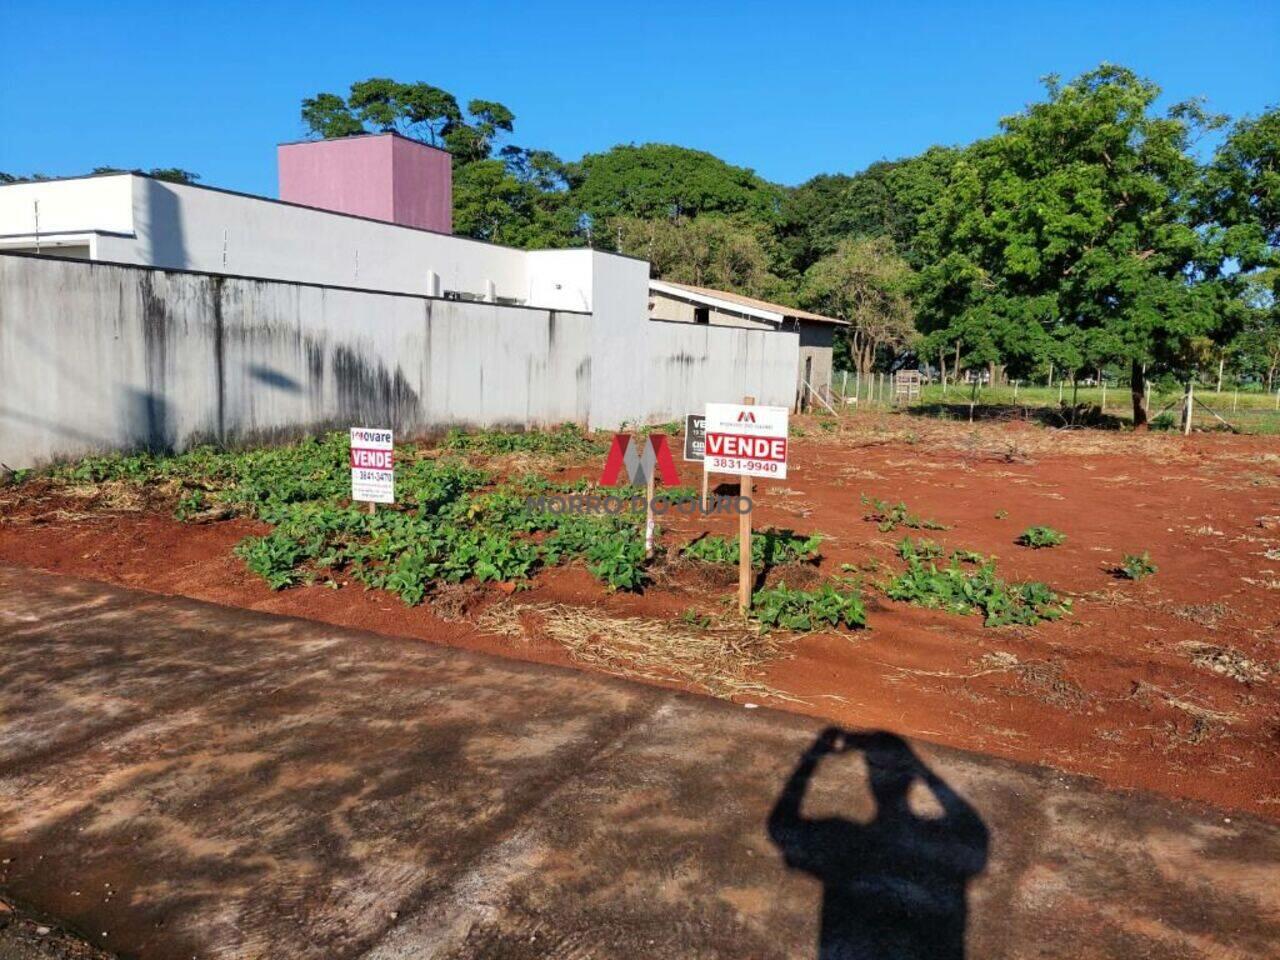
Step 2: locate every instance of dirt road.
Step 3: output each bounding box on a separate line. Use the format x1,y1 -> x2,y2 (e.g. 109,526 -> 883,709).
1,566 -> 1277,959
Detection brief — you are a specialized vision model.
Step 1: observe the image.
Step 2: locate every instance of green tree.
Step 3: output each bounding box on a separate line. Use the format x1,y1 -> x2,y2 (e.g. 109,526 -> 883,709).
775,148 -> 960,276
800,237 -> 916,372
303,79 -> 463,146
1202,107 -> 1280,269
567,144 -> 780,224
612,215 -> 779,297
453,157 -> 575,248
914,65 -> 1223,425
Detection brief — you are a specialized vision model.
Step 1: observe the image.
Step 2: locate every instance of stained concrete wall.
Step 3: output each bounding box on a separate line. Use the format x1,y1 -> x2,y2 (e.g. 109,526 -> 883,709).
0,253 -> 802,468
0,254 -> 592,468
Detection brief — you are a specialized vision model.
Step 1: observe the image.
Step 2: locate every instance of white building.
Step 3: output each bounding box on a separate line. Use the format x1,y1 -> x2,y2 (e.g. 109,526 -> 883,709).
0,136 -> 818,466
0,135 -> 597,314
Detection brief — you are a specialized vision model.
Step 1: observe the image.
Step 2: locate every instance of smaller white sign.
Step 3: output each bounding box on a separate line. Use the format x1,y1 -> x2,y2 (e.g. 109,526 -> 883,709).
350,427 -> 395,504
703,403 -> 790,479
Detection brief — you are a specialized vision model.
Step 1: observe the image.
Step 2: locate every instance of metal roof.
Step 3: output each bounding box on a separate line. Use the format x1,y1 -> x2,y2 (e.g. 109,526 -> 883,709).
649,278 -> 847,326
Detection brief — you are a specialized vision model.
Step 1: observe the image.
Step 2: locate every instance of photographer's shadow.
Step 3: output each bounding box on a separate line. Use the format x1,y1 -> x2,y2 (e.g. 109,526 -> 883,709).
768,729 -> 989,960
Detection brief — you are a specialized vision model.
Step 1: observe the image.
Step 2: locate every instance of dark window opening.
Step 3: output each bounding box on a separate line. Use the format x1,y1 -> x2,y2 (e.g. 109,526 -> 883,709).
693,306 -> 710,325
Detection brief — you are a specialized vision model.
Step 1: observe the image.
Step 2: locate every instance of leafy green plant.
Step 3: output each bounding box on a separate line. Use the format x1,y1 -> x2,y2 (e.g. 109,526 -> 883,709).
896,536 -> 945,561
173,489 -> 207,521
682,529 -> 823,567
1117,552 -> 1157,580
861,495 -> 946,532
885,558 -> 1070,627
751,583 -> 867,631
234,532 -> 306,590
585,530 -> 648,591
679,609 -> 712,629
1017,526 -> 1066,548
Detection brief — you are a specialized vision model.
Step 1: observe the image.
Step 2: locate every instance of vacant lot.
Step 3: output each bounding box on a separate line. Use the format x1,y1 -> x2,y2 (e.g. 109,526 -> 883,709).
2,412 -> 1277,818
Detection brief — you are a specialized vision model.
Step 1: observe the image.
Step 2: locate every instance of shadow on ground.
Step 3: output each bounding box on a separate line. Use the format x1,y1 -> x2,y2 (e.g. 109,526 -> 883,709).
769,728 -> 989,960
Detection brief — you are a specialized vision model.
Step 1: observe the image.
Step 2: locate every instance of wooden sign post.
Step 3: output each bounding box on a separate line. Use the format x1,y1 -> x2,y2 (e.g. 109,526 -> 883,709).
703,398 -> 789,616
644,468 -> 657,558
738,396 -> 755,614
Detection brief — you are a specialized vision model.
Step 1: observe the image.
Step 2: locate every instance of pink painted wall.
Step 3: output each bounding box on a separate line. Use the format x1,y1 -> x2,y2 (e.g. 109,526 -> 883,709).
391,134 -> 452,235
277,133 -> 452,234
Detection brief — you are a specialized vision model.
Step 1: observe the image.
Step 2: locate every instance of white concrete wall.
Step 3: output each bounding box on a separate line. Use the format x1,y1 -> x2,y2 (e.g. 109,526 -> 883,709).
0,255 -> 592,468
524,249 -> 594,312
0,176 -> 134,241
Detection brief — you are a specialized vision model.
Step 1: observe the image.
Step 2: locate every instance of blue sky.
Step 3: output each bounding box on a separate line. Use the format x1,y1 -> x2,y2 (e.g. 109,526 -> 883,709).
2,0 -> 1276,195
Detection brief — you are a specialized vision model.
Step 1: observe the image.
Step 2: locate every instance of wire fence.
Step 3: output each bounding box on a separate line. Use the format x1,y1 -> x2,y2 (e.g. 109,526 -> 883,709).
825,371 -> 1280,435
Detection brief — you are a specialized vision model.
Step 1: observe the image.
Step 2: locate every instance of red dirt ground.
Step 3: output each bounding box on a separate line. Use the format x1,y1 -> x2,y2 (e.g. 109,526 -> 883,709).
2,414 -> 1278,820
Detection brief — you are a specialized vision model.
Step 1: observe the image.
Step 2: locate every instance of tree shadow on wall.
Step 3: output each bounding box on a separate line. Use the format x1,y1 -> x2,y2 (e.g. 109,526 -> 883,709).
123,388 -> 175,452
768,729 -> 989,960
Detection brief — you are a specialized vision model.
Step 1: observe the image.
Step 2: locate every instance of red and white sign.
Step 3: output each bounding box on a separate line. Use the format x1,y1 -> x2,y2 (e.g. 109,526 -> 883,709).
350,427 -> 394,504
703,403 -> 789,479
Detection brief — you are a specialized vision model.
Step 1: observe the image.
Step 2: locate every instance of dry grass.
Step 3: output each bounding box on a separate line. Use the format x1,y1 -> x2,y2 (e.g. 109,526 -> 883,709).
1130,680 -> 1240,725
477,601 -> 799,702
974,652 -> 1088,709
1170,602 -> 1230,629
1179,641 -> 1272,685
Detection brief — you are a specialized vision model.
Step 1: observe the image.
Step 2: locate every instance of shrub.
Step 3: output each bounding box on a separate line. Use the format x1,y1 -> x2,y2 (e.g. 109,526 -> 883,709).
1017,526 -> 1066,548
751,583 -> 867,631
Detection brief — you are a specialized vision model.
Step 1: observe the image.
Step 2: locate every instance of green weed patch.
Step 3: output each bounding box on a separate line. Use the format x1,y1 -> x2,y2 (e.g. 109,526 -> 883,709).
682,529 -> 823,568
1117,552 -> 1157,580
751,583 -> 867,631
885,557 -> 1070,627
861,495 -> 947,532
48,431 -> 656,601
1017,526 -> 1066,548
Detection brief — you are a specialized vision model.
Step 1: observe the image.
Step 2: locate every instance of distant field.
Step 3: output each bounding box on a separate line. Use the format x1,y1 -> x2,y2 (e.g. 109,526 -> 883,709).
831,377 -> 1280,435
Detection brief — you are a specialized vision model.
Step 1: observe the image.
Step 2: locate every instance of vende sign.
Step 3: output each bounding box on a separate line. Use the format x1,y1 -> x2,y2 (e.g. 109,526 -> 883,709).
350,427 -> 394,504
703,403 -> 789,479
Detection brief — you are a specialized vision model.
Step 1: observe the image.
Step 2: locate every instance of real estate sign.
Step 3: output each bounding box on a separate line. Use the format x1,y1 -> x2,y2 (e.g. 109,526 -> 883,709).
350,427 -> 395,503
683,414 -> 706,462
703,403 -> 789,479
